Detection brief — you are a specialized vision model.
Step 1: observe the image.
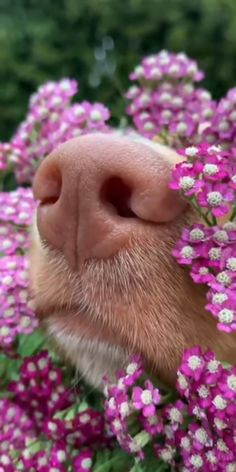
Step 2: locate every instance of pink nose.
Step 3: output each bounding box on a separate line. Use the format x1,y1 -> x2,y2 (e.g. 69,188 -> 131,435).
33,134 -> 186,268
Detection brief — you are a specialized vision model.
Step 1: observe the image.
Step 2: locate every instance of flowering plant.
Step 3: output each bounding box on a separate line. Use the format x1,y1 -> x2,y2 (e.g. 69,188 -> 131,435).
104,348 -> 236,471
170,143 -> 236,333
125,50 -> 216,147
0,51 -> 236,471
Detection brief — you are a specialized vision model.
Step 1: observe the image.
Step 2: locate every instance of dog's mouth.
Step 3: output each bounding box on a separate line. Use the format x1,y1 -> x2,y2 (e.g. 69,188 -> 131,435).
40,301 -> 120,347
34,299 -> 91,320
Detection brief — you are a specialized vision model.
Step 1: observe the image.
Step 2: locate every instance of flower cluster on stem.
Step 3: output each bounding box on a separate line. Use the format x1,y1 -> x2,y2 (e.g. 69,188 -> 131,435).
104,349 -> 236,471
125,50 -> 216,147
170,143 -> 236,332
0,350 -> 105,471
0,79 -> 110,184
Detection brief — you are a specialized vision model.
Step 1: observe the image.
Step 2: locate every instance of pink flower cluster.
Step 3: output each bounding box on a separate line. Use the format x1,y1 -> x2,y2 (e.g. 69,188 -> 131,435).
203,87 -> 236,149
104,355 -> 159,459
0,351 -> 105,471
125,50 -> 216,146
170,144 -> 236,332
0,79 -> 110,183
0,188 -> 37,349
104,348 -> 236,471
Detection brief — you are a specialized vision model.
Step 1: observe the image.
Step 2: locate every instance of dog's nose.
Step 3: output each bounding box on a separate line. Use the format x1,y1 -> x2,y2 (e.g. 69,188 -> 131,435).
33,134 -> 186,268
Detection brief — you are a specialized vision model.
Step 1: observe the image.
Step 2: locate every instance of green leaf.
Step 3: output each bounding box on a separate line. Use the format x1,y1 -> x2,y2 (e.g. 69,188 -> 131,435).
17,329 -> 46,357
93,448 -> 133,472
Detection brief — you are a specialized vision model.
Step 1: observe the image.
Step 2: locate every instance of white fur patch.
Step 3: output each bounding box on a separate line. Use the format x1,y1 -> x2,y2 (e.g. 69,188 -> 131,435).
31,212 -> 42,246
47,320 -> 128,388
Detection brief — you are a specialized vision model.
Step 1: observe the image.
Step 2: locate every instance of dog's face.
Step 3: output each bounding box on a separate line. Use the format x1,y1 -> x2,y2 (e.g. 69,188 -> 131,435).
29,134 -> 236,387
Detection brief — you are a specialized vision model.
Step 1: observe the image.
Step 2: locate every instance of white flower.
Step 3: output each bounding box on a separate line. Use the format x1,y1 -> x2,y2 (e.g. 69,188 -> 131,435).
219,121 -> 230,131
176,122 -> 188,134
227,374 -> 236,391
179,176 -> 195,191
189,228 -> 205,241
90,110 -> 102,121
214,230 -> 229,243
169,407 -> 182,422
197,385 -> 209,398
141,390 -> 152,405
180,437 -> 191,451
207,191 -> 223,206
209,247 -> 221,260
180,245 -> 195,259
81,458 -> 92,469
150,67 -> 161,79
226,257 -> 236,271
134,65 -> 144,77
194,427 -> 209,445
212,293 -> 228,304
177,373 -> 188,390
126,362 -> 138,375
218,308 -> 234,325
143,122 -> 154,131
216,271 -> 231,286
27,362 -> 36,372
190,454 -> 203,468
187,355 -> 202,370
212,395 -> 227,410
203,163 -> 219,176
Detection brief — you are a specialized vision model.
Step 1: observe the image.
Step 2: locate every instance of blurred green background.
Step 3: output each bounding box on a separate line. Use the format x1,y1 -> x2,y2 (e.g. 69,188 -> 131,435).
1,0 -> 236,140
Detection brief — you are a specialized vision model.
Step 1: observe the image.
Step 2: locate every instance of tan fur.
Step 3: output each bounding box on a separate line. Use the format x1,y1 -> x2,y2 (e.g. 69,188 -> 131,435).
29,135 -> 236,387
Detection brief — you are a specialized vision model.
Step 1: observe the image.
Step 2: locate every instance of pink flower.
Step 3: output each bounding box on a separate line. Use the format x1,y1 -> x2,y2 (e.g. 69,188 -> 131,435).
72,450 -> 93,471
206,287 -> 232,316
212,224 -> 236,246
220,245 -> 236,273
140,412 -> 163,436
132,380 -> 161,417
172,239 -> 201,265
164,400 -> 185,429
197,183 -> 234,216
216,304 -> 236,333
170,162 -> 203,196
179,347 -> 205,382
181,224 -> 211,244
219,368 -> 236,400
169,116 -> 195,137
202,155 -> 229,181
190,260 -> 214,284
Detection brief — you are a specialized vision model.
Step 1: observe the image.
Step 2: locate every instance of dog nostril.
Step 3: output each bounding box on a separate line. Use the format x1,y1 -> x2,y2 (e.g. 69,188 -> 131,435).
35,164 -> 62,207
40,196 -> 59,206
101,177 -> 137,218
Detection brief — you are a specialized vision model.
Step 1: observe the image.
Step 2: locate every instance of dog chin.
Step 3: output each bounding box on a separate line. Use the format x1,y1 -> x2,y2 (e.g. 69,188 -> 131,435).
46,317 -> 129,388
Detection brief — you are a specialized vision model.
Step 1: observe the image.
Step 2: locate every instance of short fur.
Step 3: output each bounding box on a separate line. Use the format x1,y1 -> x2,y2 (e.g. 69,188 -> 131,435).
29,136 -> 236,388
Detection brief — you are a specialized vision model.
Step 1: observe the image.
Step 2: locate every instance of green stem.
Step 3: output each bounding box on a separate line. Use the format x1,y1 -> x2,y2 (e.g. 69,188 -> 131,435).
54,396 -> 80,419
211,214 -> 217,225
190,198 -> 212,226
230,206 -> 236,221
156,464 -> 169,471
93,455 -> 128,472
161,392 -> 176,403
129,463 -> 142,472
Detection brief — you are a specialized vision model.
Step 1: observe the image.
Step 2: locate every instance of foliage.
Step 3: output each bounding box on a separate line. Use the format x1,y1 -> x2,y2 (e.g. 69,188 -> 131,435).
2,0 -> 236,139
